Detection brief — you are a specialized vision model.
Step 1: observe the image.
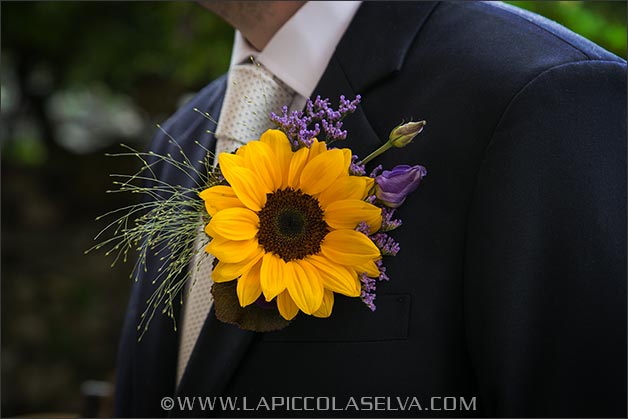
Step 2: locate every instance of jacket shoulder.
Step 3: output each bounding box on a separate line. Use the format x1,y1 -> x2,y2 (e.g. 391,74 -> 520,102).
469,2 -> 622,62
150,74 -> 227,155
411,1 -> 624,91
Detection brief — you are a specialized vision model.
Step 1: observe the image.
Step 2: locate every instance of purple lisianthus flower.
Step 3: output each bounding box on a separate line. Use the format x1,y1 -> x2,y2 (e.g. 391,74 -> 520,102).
374,164 -> 427,208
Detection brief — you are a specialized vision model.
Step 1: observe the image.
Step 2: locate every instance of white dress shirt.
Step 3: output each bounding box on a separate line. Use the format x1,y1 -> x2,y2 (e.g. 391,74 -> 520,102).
229,1 -> 362,110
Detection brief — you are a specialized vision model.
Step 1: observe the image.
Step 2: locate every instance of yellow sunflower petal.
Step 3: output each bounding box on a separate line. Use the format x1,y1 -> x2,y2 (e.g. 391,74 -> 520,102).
205,207 -> 259,241
313,289 -> 334,318
212,249 -> 263,283
286,260 -> 324,315
218,152 -> 245,172
260,253 -> 289,301
235,144 -> 247,157
236,259 -> 262,307
355,259 -> 380,278
199,185 -> 244,217
260,129 -> 289,144
220,165 -> 269,212
205,236 -> 259,264
321,229 -> 381,266
317,176 -> 374,209
287,147 -> 309,189
306,138 -> 327,163
244,140 -> 281,191
299,148 -> 346,195
260,129 -> 293,188
324,199 -> 382,232
277,290 -> 299,320
341,148 -> 352,172
307,254 -> 361,297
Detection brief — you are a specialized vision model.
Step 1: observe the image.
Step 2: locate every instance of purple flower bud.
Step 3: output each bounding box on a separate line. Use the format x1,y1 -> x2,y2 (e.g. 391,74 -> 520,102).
375,165 -> 427,208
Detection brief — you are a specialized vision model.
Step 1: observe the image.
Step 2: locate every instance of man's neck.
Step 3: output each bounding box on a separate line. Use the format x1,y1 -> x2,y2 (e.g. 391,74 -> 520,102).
200,1 -> 305,51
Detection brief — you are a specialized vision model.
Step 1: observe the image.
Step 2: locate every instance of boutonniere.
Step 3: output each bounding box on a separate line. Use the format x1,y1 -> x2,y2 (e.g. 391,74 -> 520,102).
90,95 -> 426,336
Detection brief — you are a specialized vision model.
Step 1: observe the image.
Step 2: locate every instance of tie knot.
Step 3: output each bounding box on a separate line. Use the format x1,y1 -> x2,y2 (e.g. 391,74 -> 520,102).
214,62 -> 295,153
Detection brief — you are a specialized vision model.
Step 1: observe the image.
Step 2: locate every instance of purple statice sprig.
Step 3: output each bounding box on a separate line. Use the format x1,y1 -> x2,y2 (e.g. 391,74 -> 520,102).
371,233 -> 400,256
270,95 -> 361,150
359,272 -> 377,311
370,164 -> 383,178
349,155 -> 366,176
355,217 -> 401,311
381,207 -> 403,232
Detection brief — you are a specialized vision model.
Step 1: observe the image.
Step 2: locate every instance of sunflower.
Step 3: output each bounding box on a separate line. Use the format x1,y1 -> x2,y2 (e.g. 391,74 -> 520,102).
199,129 -> 382,320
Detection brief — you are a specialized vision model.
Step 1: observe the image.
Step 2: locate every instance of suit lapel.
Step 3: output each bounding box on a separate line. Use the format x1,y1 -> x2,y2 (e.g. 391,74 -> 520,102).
313,1 -> 439,156
171,77 -> 258,413
126,77 -> 226,416
171,309 -> 256,417
332,2 -> 438,95
312,54 -> 383,158
171,2 -> 438,410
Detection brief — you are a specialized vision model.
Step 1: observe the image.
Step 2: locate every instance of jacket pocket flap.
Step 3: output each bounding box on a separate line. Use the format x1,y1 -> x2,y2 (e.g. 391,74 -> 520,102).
262,293 -> 411,342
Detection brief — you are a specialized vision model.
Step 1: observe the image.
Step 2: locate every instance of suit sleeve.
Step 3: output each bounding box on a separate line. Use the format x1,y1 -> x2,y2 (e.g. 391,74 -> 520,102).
463,60 -> 626,417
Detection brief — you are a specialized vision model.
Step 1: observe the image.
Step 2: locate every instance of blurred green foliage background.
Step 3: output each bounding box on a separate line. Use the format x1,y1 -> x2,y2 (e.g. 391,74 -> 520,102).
1,1 -> 625,417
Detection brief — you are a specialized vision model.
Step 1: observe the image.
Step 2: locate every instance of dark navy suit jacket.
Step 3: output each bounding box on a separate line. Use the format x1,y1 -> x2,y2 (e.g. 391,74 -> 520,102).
115,2 -> 627,417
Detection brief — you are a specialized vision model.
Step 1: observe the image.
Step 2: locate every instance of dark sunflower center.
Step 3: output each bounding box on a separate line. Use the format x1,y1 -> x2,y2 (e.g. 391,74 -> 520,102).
277,209 -> 305,237
257,188 -> 329,262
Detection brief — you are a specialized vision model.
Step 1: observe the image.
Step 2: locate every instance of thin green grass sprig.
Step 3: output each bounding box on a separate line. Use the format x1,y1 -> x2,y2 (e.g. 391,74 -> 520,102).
86,122 -> 220,340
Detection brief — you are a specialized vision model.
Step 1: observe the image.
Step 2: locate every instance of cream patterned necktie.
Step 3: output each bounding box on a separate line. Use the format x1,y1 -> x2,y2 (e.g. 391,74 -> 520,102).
177,62 -> 295,384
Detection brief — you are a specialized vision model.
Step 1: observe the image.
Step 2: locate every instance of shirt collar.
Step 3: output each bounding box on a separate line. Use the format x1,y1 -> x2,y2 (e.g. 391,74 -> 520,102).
229,1 -> 362,99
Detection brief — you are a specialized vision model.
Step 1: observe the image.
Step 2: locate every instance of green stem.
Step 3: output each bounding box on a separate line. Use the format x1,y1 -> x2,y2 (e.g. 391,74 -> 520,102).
360,142 -> 393,165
